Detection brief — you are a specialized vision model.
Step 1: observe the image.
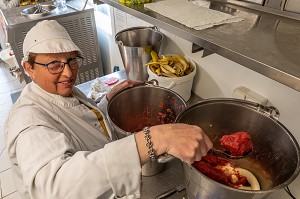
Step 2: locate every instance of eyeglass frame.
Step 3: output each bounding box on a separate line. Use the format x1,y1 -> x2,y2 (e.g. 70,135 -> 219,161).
32,56 -> 84,74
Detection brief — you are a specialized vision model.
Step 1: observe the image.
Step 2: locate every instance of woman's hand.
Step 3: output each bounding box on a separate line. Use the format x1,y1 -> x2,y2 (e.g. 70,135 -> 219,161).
106,80 -> 138,101
135,123 -> 213,165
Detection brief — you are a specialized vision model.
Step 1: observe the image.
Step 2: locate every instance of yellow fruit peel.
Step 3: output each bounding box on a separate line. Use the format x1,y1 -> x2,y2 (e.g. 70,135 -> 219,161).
146,51 -> 194,78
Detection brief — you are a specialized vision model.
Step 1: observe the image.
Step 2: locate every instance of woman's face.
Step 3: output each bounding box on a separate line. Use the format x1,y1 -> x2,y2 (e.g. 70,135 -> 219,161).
24,51 -> 79,97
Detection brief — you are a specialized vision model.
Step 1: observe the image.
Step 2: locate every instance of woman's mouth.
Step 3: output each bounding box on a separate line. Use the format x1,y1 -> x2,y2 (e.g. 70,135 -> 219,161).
58,79 -> 73,87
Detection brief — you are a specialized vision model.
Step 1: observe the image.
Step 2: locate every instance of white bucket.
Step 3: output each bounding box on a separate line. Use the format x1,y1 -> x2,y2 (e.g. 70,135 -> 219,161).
147,56 -> 196,101
0,48 -> 16,68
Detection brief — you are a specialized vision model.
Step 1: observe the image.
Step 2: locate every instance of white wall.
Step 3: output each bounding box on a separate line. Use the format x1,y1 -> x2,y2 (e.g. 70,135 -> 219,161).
94,4 -> 124,75
160,29 -> 300,199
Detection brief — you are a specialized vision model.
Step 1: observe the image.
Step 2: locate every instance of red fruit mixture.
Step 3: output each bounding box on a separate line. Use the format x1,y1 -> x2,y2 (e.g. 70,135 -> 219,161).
220,131 -> 253,156
192,154 -> 250,188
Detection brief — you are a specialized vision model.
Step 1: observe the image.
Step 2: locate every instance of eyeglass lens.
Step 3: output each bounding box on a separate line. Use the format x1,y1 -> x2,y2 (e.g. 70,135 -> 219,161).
48,57 -> 83,73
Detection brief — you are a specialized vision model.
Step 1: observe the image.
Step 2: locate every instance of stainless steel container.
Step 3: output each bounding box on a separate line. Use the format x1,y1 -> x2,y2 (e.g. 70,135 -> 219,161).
176,98 -> 300,199
21,4 -> 58,19
107,81 -> 187,176
115,26 -> 163,81
107,81 -> 187,138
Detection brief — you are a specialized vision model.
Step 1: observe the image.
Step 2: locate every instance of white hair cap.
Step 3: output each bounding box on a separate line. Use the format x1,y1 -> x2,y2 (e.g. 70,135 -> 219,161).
22,20 -> 81,64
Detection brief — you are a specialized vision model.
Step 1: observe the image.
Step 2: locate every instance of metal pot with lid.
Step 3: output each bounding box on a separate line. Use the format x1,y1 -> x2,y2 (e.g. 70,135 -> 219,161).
175,98 -> 300,199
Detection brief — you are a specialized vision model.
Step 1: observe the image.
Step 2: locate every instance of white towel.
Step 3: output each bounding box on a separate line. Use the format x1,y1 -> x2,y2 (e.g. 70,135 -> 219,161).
144,0 -> 243,30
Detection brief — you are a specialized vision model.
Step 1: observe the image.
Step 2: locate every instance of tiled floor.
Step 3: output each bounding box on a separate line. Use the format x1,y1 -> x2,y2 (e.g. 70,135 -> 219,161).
0,61 -> 26,199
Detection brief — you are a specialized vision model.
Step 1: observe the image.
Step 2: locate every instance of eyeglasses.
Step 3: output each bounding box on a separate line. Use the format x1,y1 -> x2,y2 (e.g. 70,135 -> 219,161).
33,56 -> 84,74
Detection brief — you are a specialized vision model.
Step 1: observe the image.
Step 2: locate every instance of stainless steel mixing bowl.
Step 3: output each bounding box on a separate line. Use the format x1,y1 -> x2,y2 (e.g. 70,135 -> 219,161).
107,81 -> 187,138
107,81 -> 187,176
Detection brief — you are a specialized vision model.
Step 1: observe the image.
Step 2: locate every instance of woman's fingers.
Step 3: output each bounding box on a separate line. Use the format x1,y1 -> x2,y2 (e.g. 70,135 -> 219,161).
197,133 -> 213,160
106,80 -> 138,100
155,124 -> 213,164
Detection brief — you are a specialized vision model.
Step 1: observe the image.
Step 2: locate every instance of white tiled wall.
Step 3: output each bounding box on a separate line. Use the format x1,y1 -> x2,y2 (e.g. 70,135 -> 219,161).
0,61 -> 26,199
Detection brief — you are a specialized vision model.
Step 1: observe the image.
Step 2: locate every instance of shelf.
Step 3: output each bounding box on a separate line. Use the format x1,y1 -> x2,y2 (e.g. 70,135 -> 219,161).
97,0 -> 300,92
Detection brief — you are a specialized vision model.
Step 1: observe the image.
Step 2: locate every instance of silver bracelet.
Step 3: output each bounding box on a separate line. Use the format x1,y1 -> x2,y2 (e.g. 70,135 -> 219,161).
143,126 -> 156,161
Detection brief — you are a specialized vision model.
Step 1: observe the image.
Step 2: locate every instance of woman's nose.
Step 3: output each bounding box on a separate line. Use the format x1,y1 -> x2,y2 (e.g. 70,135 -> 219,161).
61,64 -> 74,77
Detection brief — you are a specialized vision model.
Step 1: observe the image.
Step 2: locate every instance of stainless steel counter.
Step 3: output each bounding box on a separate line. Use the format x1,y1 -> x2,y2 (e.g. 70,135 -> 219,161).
76,70 -> 202,198
96,0 -> 300,93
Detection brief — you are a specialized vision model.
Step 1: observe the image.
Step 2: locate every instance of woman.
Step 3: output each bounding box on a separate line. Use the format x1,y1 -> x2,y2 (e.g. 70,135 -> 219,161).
5,20 -> 213,199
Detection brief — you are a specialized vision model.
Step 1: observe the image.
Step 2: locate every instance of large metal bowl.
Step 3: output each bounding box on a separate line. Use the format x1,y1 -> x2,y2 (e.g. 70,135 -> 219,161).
176,98 -> 300,199
107,81 -> 187,138
21,4 -> 57,19
107,81 -> 187,176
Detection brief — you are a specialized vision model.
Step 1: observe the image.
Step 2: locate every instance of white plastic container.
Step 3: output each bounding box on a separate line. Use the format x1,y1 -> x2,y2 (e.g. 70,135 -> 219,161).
55,0 -> 67,12
0,48 -> 16,68
147,56 -> 196,101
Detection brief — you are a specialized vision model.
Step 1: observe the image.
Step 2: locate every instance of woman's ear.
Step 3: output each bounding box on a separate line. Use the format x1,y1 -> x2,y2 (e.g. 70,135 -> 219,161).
23,62 -> 34,80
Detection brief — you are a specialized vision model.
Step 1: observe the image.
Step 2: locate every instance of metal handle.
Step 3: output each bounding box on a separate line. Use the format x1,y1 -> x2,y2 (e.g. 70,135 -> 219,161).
145,79 -> 159,86
156,184 -> 185,199
115,26 -> 161,45
157,153 -> 174,164
264,106 -> 280,119
227,99 -> 280,119
155,188 -> 178,199
152,26 -> 159,31
116,40 -> 123,46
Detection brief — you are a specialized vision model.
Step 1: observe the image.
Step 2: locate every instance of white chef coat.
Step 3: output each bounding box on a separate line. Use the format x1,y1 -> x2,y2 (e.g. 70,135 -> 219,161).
4,82 -> 142,199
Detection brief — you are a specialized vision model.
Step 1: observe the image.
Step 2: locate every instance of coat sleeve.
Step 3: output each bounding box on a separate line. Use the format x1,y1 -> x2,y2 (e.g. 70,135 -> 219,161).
8,124 -> 142,199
